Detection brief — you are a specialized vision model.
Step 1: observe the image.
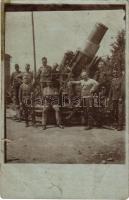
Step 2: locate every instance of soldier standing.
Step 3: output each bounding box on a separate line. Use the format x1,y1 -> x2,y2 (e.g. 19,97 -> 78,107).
108,68 -> 122,130
18,64 -> 34,122
22,64 -> 33,83
68,71 -> 99,130
117,71 -> 125,131
41,80 -> 64,130
10,64 -> 23,105
19,76 -> 35,127
37,57 -> 52,90
10,64 -> 22,120
95,60 -> 106,83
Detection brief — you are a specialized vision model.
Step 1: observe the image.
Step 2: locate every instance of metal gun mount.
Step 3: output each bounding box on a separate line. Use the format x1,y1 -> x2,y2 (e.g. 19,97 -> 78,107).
57,23 -> 108,96
60,23 -> 108,78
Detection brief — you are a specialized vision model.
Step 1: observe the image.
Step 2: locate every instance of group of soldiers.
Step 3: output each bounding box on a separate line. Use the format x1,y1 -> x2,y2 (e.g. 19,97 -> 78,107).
10,57 -> 63,129
10,56 -> 125,131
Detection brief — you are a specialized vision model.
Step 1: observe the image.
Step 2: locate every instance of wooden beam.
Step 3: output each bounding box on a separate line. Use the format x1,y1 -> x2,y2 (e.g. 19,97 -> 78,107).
31,11 -> 36,77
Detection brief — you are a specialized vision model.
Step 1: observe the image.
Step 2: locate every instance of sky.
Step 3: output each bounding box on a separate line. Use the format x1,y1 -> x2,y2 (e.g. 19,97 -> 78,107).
5,9 -> 125,72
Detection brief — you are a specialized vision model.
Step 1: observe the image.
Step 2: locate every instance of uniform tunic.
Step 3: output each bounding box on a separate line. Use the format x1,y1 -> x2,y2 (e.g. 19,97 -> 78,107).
22,71 -> 33,83
109,77 -> 122,100
19,83 -> 33,102
42,87 -> 59,96
80,79 -> 98,97
19,83 -> 35,125
11,71 -> 22,87
37,65 -> 52,83
109,77 -> 122,125
10,71 -> 23,105
69,78 -> 98,128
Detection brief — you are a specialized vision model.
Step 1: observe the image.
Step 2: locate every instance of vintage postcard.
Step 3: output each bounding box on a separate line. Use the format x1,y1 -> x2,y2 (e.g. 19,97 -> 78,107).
0,0 -> 129,199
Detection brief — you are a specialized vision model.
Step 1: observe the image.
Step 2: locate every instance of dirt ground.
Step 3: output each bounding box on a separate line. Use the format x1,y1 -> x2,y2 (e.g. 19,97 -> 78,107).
5,116 -> 125,164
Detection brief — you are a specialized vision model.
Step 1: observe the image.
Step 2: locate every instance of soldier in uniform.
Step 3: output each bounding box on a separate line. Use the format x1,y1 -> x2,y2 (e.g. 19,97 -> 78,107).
19,75 -> 35,127
108,68 -> 123,130
68,71 -> 99,130
95,60 -> 106,83
117,71 -> 125,131
22,64 -> 33,83
10,64 -> 23,106
52,63 -> 59,72
10,64 -> 23,120
18,64 -> 34,121
41,80 -> 64,130
37,57 -> 52,90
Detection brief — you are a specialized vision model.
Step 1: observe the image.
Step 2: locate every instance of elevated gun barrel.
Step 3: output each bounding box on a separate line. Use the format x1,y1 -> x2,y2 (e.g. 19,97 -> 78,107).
84,23 -> 108,57
71,23 -> 108,77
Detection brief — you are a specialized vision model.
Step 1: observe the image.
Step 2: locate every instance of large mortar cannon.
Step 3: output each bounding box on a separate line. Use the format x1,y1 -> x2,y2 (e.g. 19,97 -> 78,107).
60,23 -> 108,79
71,23 -> 108,77
58,23 -> 108,96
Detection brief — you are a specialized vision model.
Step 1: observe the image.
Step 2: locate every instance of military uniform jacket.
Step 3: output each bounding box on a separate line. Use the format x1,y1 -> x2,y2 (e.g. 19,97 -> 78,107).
22,71 -> 33,83
109,77 -> 122,101
80,79 -> 98,97
11,71 -> 22,87
37,65 -> 52,82
19,83 -> 33,103
42,86 -> 59,96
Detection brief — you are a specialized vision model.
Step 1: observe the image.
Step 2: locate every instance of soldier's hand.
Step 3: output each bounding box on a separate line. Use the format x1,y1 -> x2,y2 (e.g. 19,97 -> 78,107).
119,98 -> 122,104
32,78 -> 35,84
107,98 -> 110,102
107,98 -> 112,107
67,81 -> 72,86
90,89 -> 94,94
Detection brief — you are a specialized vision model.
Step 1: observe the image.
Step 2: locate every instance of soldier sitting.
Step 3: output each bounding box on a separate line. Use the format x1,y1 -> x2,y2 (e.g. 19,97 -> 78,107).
41,80 -> 64,130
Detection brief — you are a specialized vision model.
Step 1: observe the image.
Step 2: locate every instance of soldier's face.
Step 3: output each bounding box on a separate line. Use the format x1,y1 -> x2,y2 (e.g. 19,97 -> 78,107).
65,59 -> 69,65
98,62 -> 103,68
26,65 -> 30,71
23,78 -> 28,84
82,72 -> 88,80
98,62 -> 104,72
101,86 -> 106,95
15,65 -> 19,71
113,70 -> 118,78
42,58 -> 47,66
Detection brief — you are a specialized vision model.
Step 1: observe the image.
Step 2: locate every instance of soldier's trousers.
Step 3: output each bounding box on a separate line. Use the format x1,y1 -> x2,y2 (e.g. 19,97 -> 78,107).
118,100 -> 125,128
82,97 -> 93,127
112,100 -> 125,128
40,82 -> 47,90
21,103 -> 35,125
112,100 -> 119,123
13,85 -> 20,105
84,107 -> 93,127
42,104 -> 61,126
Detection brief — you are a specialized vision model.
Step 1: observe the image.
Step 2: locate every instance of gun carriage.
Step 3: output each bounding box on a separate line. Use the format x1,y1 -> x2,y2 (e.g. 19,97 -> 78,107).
5,23 -> 111,126
33,23 -> 109,125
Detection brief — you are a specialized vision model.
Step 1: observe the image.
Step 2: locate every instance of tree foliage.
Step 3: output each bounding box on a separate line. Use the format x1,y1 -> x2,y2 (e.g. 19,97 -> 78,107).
107,29 -> 125,72
95,29 -> 125,81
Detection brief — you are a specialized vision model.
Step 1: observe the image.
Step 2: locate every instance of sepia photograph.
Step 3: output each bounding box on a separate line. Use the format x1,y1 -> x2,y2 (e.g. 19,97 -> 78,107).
4,3 -> 126,163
